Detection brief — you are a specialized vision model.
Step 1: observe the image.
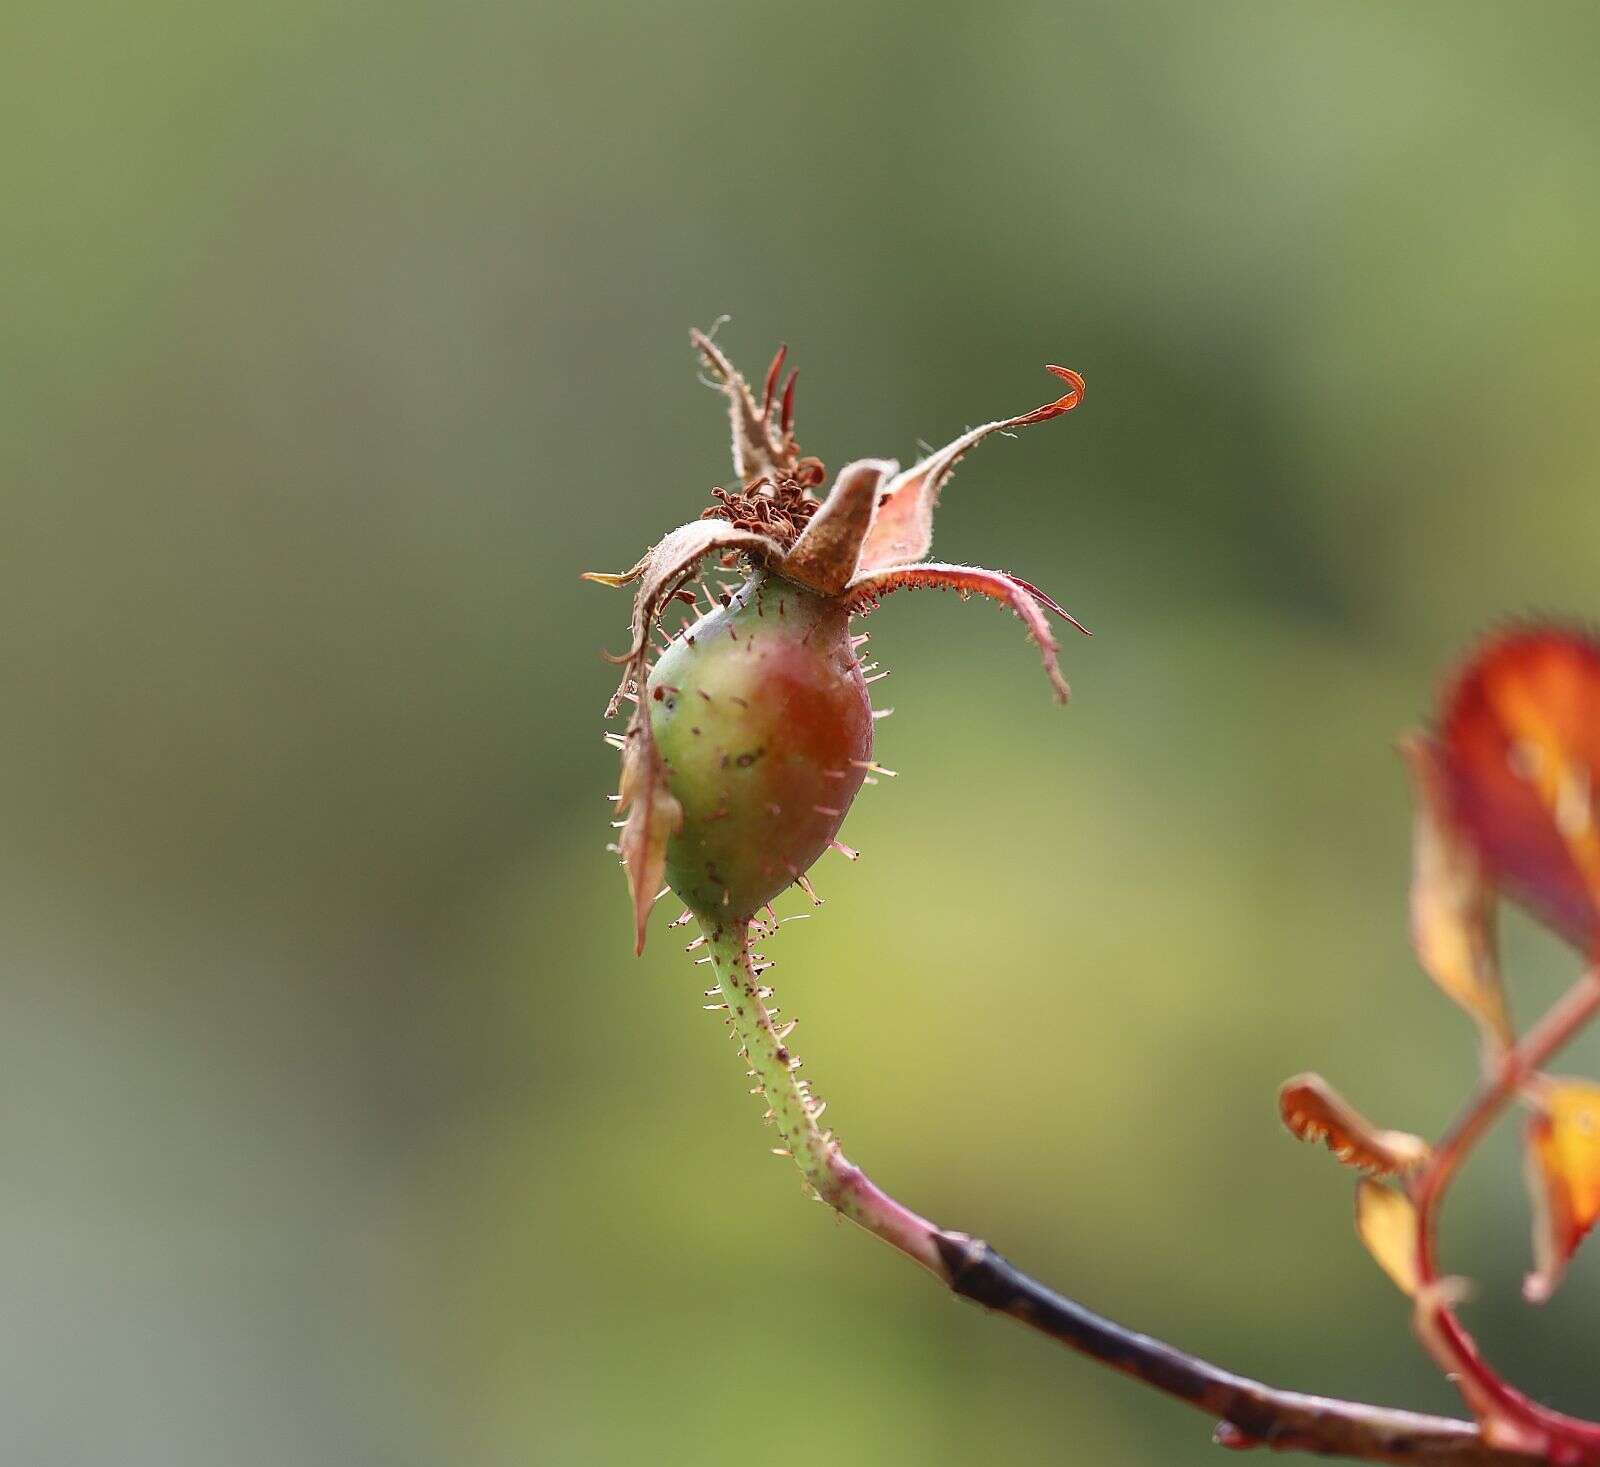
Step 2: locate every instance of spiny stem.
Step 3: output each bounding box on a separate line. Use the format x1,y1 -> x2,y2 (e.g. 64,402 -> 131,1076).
699,921 -> 1540,1466
704,920 -> 944,1274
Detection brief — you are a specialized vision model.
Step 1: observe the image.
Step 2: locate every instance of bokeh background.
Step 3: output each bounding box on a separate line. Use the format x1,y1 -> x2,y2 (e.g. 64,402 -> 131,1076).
8,3 -> 1600,1463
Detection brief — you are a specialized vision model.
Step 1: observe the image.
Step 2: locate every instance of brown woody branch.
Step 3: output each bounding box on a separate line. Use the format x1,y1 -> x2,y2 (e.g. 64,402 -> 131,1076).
705,921 -> 1547,1467
932,1228 -> 1538,1466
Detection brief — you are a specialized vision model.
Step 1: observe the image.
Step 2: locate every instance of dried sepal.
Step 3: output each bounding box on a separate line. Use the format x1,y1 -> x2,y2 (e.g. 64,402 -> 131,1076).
690,328 -> 799,485
1279,1073 -> 1430,1176
587,518 -> 785,954
615,720 -> 682,956
846,561 -> 1085,702
1522,1078 -> 1600,1303
853,365 -> 1084,575
1355,1178 -> 1420,1297
1399,734 -> 1512,1057
1439,626 -> 1600,953
587,519 -> 784,711
780,459 -> 897,597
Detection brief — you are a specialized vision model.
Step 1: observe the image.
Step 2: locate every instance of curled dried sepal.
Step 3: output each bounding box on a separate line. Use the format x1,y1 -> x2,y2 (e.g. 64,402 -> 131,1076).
1399,734 -> 1513,1058
846,561 -> 1086,703
854,366 -> 1086,574
781,459 -> 898,597
690,328 -> 800,484
1523,1078 -> 1600,1303
1279,1073 -> 1430,1176
1355,1178 -> 1420,1297
586,520 -> 784,712
615,722 -> 683,957
1439,626 -> 1600,953
587,519 -> 786,955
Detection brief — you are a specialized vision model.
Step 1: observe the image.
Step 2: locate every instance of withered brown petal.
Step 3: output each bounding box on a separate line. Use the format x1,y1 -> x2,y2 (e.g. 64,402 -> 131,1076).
779,459 -> 897,597
846,561 -> 1084,703
1522,1079 -> 1600,1303
1399,733 -> 1513,1057
1279,1073 -> 1430,1176
853,365 -> 1084,576
1355,1178 -> 1421,1297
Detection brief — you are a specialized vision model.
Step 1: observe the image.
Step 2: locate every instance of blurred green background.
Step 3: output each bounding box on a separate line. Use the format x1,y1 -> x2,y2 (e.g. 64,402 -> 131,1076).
7,2 -> 1600,1463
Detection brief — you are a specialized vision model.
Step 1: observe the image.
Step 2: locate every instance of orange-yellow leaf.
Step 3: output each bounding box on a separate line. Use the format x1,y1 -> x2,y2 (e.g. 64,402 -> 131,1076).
1523,1079 -> 1600,1303
1355,1179 -> 1420,1297
1399,734 -> 1512,1056
1279,1073 -> 1429,1176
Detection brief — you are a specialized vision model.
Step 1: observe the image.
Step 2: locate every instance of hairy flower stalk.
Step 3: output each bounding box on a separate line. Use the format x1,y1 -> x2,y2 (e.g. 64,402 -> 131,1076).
702,921 -> 946,1274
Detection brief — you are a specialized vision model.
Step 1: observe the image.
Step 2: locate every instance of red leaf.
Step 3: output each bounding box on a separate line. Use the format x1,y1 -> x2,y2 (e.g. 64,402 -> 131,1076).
1439,627 -> 1600,953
